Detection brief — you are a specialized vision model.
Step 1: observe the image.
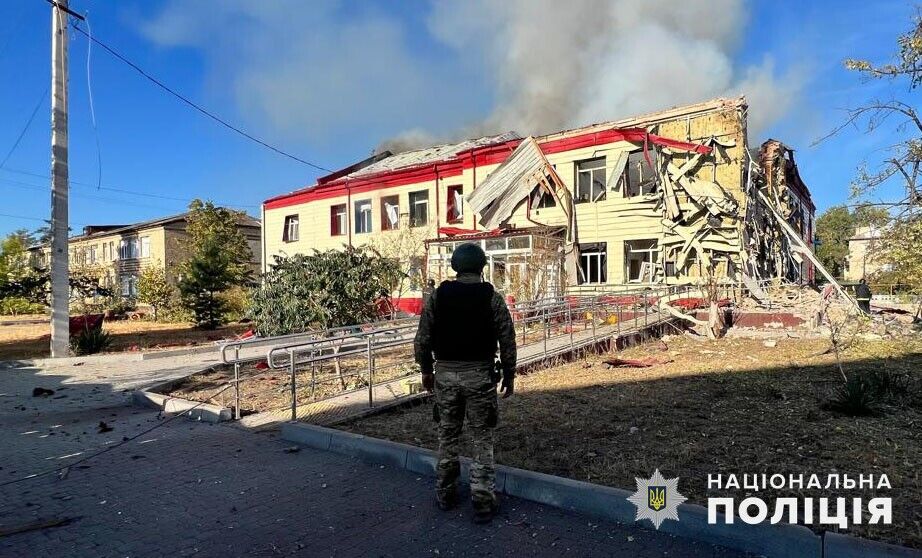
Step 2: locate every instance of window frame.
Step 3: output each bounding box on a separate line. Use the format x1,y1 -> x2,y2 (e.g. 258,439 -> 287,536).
624,150 -> 657,197
354,199 -> 373,234
282,215 -> 300,243
380,195 -> 400,231
121,274 -> 138,298
624,239 -> 660,283
577,242 -> 607,285
446,185 -> 464,224
574,157 -> 607,204
330,204 -> 347,236
140,236 -> 151,258
408,190 -> 429,227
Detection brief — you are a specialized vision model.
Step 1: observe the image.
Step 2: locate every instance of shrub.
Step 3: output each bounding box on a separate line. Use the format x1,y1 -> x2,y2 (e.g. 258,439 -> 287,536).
104,296 -> 137,319
70,327 -> 112,355
248,248 -> 401,337
137,265 -> 175,320
0,296 -> 45,315
219,286 -> 252,322
825,374 -> 878,416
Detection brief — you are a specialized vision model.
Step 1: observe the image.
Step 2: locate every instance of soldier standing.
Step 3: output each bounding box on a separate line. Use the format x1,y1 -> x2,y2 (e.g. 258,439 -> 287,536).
414,242 -> 516,523
856,278 -> 873,315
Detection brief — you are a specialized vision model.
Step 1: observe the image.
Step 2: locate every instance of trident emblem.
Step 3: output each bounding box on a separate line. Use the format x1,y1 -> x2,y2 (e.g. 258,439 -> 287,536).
648,486 -> 666,511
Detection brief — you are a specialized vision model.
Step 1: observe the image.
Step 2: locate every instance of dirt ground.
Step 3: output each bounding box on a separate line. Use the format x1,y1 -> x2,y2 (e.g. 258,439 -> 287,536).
343,334 -> 922,549
168,344 -> 418,414
0,318 -> 249,360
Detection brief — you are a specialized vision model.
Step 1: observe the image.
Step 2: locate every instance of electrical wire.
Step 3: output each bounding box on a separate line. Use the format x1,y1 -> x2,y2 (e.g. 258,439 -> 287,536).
0,85 -> 50,169
0,212 -> 50,223
69,22 -> 332,173
83,12 -> 103,191
0,383 -> 234,488
0,168 -> 257,209
0,177 -> 177,212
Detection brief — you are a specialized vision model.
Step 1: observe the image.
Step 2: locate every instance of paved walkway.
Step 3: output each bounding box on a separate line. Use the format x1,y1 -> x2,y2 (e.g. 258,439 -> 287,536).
0,358 -> 747,557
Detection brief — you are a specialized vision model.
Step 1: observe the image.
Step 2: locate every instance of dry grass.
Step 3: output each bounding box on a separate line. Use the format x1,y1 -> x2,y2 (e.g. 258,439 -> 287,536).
0,319 -> 249,360
168,344 -> 418,414
343,335 -> 922,549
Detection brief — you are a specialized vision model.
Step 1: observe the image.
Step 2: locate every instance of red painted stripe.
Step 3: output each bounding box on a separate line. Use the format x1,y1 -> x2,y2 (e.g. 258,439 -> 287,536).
264,128 -> 710,209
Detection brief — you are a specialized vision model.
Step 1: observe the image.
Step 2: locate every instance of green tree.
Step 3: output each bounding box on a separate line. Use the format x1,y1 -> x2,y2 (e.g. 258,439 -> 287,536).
183,199 -> 254,284
0,229 -> 35,281
248,247 -> 401,337
876,216 -> 922,318
137,264 -> 175,320
179,240 -> 235,329
815,205 -> 854,278
1,230 -> 45,315
853,205 -> 891,228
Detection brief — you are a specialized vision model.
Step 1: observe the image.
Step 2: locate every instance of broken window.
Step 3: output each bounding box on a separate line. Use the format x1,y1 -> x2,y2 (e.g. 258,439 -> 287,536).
381,195 -> 399,231
624,239 -> 659,283
446,185 -> 463,224
577,242 -> 607,284
354,199 -> 372,234
330,204 -> 346,236
409,190 -> 429,227
625,150 -> 656,197
530,184 -> 557,208
282,215 -> 299,242
575,157 -> 606,203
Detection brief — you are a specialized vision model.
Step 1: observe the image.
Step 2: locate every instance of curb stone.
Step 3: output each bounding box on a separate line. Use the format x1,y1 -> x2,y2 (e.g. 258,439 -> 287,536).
280,422 -> 920,558
132,390 -> 231,423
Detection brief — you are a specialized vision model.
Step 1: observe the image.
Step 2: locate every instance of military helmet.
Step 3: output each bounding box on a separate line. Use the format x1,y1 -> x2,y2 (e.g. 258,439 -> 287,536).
451,242 -> 487,273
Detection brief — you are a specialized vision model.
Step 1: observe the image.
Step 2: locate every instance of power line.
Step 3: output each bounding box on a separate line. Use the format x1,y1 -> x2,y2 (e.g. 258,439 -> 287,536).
0,177 -> 177,212
0,85 -> 50,169
83,12 -> 103,190
0,212 -> 48,223
0,168 -> 257,209
69,22 -> 332,173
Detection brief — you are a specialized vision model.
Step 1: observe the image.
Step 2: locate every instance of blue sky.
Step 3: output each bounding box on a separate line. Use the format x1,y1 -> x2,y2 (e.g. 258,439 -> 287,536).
0,0 -> 914,238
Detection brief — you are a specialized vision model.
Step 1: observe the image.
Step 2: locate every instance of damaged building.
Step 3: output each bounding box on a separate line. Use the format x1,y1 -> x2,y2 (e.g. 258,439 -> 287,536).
262,97 -> 817,312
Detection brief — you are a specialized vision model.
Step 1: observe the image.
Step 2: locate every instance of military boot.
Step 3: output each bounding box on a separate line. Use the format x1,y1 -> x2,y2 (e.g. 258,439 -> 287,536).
472,494 -> 499,524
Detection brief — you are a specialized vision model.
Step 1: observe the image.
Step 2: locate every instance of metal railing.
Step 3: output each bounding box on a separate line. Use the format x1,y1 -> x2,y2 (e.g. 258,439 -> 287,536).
217,285 -> 703,423
219,317 -> 418,420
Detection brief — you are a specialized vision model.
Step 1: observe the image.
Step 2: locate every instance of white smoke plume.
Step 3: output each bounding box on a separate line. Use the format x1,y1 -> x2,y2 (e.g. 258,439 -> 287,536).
142,1 -> 801,154
428,0 -> 800,141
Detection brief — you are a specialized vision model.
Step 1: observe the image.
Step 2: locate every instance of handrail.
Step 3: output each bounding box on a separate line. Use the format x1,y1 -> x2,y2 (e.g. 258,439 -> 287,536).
220,316 -> 419,364
266,322 -> 420,369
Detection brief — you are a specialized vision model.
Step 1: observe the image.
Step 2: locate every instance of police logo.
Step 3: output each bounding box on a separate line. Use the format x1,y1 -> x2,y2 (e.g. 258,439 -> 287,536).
627,469 -> 686,529
648,485 -> 666,511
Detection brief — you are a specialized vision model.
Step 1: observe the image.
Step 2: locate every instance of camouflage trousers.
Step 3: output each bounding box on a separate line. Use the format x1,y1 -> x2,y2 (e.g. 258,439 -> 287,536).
433,365 -> 498,511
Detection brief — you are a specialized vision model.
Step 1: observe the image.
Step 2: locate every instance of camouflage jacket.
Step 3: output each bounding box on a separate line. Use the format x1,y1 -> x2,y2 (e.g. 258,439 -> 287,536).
414,273 -> 516,376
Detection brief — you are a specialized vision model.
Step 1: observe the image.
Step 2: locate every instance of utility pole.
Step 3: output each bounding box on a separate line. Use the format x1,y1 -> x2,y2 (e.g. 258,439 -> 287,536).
49,0 -> 72,357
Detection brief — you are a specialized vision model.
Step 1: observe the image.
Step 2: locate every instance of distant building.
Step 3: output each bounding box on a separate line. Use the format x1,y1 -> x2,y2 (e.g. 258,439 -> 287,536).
29,211 -> 261,299
845,225 -> 892,281
262,97 -> 815,313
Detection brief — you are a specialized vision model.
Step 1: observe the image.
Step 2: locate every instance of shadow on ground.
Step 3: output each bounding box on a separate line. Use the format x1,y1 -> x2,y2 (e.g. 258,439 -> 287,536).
342,348 -> 922,549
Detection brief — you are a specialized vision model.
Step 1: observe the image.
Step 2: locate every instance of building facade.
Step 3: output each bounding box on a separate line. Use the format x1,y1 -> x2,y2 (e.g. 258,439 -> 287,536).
845,225 -> 891,281
29,212 -> 261,300
263,97 -> 815,312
